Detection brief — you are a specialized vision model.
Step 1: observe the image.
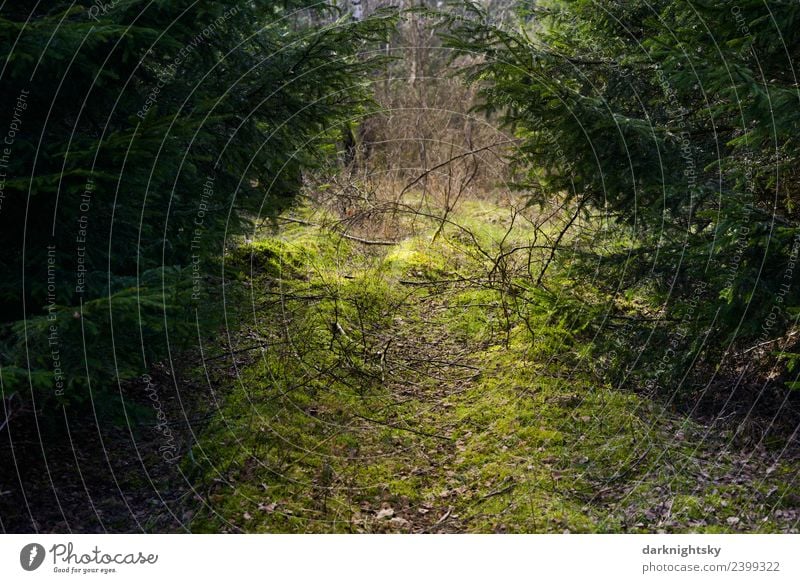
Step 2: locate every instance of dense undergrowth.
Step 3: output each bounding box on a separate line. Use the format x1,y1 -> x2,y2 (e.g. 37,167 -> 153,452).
185,195 -> 799,533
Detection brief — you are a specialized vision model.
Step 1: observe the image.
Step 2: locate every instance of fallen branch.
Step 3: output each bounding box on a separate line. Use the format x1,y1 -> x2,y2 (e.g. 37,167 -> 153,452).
203,342 -> 272,362
398,277 -> 478,286
435,506 -> 453,525
477,480 -> 516,502
279,217 -> 399,246
336,233 -> 399,246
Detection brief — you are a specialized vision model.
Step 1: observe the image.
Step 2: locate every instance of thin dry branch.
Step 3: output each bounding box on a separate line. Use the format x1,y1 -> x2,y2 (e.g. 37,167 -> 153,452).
279,217 -> 399,246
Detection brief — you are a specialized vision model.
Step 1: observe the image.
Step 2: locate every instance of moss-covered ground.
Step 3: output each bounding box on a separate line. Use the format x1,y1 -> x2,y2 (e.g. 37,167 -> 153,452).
185,196 -> 799,533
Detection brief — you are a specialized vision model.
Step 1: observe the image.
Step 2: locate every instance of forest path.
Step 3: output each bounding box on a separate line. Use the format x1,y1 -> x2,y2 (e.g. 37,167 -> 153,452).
186,198 -> 800,533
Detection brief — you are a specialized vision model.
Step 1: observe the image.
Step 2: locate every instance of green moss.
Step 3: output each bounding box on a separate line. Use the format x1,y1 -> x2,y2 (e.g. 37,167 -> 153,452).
184,200 -> 799,534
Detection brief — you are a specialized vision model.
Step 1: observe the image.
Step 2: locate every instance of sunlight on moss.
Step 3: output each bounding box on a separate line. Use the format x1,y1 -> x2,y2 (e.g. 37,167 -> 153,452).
186,201 -> 799,534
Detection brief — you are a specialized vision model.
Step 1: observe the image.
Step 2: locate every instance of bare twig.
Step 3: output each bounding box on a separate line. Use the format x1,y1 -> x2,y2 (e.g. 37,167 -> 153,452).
435,506 -> 453,525
279,217 -> 399,246
477,480 -> 516,502
399,139 -> 517,199
536,199 -> 584,287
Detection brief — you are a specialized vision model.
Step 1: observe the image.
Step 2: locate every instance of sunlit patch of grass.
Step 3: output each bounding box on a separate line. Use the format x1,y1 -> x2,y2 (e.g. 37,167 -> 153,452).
187,200 -> 799,534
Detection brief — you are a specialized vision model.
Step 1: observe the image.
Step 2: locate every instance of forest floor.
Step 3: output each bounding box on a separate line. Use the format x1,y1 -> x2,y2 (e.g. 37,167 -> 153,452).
4,190 -> 797,533
183,193 -> 800,533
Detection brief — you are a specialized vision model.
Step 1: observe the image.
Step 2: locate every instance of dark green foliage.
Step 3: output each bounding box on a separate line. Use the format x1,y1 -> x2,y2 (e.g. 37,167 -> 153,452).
0,1 -> 393,412
443,1 -> 800,391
